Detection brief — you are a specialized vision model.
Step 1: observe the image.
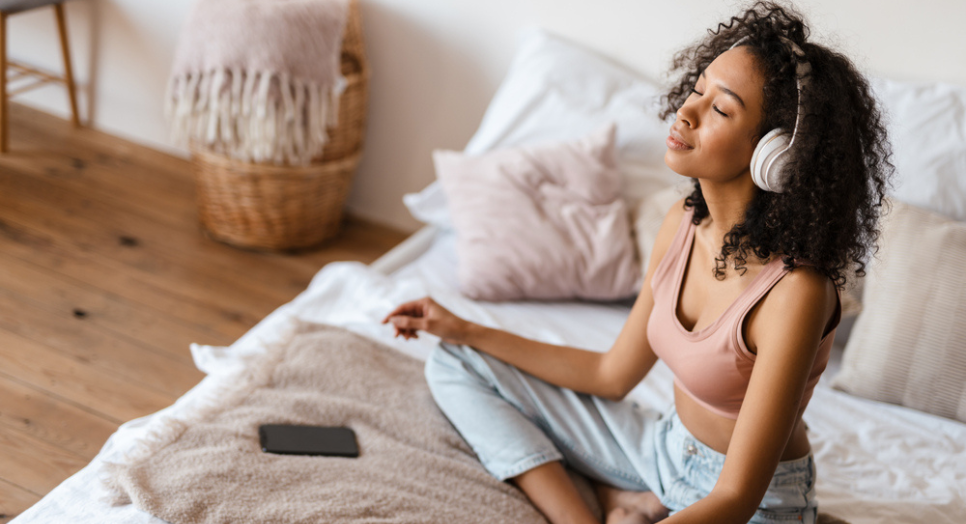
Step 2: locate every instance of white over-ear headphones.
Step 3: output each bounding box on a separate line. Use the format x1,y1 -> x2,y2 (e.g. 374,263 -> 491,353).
731,36 -> 811,193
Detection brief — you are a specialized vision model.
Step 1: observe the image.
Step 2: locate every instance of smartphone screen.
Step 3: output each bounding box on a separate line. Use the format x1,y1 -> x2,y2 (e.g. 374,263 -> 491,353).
259,425 -> 359,457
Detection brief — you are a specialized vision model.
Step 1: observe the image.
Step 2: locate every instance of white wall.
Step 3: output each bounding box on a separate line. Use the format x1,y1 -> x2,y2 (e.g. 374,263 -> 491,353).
9,0 -> 966,233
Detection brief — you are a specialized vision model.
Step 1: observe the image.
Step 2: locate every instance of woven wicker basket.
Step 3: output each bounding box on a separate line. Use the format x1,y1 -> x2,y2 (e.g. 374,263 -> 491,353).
191,0 -> 368,251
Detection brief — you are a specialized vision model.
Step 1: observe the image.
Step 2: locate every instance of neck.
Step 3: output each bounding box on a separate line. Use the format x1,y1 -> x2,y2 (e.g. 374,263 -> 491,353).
696,173 -> 758,252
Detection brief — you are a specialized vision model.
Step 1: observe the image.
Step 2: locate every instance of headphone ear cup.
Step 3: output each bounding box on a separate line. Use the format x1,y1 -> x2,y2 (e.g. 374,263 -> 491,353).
751,128 -> 791,192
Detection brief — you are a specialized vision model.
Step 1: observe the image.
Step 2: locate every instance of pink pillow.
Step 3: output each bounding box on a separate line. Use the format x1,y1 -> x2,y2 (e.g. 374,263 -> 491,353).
434,124 -> 642,301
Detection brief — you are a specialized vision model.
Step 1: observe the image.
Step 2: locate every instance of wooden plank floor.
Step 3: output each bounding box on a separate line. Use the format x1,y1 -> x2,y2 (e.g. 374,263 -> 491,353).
0,103 -> 408,522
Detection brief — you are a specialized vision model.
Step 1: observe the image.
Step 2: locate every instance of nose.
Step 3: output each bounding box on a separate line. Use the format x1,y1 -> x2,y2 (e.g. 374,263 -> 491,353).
676,102 -> 696,128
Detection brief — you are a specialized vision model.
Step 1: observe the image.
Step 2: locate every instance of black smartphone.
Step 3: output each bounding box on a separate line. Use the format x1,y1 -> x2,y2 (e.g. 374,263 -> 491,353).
259,424 -> 359,457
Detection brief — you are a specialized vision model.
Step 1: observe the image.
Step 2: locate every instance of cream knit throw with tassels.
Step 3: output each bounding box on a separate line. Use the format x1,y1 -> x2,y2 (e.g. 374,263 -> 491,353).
167,0 -> 349,165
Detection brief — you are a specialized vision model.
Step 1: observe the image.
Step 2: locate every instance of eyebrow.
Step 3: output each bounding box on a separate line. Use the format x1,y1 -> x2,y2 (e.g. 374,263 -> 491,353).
700,70 -> 746,109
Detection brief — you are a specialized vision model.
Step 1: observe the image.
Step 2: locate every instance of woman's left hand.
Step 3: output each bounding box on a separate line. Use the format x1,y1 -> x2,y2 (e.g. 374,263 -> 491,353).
381,296 -> 471,344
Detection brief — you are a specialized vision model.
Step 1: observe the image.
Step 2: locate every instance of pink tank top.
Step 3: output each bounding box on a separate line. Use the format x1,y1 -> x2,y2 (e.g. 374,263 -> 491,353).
646,206 -> 841,420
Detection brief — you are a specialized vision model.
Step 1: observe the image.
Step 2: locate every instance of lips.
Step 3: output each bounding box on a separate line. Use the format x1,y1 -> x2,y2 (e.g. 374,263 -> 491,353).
667,128 -> 693,151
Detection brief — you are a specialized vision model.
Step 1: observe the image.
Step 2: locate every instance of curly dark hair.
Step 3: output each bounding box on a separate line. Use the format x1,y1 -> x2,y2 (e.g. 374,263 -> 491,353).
659,1 -> 894,290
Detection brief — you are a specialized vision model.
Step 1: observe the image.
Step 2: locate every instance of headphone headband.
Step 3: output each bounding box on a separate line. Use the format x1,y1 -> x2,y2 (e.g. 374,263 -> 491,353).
729,35 -> 810,145
729,35 -> 811,192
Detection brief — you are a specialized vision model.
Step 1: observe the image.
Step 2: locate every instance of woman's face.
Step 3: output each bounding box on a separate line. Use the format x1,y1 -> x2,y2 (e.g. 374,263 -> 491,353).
664,46 -> 766,183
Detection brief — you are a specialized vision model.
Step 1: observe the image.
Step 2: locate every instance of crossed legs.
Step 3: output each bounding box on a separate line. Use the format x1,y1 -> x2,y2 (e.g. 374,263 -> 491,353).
425,342 -> 670,524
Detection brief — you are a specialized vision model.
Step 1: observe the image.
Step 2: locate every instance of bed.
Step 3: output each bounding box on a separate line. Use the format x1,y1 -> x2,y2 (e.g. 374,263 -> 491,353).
12,28 -> 966,524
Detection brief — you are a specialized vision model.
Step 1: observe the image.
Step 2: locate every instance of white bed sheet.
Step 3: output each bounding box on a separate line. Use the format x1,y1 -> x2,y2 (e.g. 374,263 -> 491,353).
13,230 -> 966,524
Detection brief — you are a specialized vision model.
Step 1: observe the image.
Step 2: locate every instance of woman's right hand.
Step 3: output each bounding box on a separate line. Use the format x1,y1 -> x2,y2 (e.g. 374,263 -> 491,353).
381,296 -> 472,344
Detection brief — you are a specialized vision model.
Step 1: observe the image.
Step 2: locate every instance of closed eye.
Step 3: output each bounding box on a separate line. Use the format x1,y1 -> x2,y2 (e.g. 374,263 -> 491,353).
690,88 -> 729,117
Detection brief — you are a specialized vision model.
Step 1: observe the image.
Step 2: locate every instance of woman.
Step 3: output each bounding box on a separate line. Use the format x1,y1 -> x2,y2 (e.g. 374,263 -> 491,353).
383,2 -> 892,523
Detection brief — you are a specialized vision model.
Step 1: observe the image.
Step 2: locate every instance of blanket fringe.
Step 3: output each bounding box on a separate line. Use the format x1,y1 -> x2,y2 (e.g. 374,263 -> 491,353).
166,69 -> 347,166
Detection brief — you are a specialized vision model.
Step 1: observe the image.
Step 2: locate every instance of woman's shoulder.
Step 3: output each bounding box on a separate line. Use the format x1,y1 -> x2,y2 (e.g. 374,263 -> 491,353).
758,260 -> 839,336
779,263 -> 837,306
764,254 -> 833,296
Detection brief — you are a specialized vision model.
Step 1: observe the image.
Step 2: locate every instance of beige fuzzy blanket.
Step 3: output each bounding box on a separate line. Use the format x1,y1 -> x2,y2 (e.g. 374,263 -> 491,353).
101,322 -> 601,523
101,321 -> 848,524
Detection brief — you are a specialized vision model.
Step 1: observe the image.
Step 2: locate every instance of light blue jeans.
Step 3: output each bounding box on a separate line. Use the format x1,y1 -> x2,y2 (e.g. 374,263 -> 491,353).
425,342 -> 818,523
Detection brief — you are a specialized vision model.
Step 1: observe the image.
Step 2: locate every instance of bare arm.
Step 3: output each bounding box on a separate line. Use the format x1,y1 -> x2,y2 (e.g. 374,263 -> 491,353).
385,198 -> 690,402
658,267 -> 837,523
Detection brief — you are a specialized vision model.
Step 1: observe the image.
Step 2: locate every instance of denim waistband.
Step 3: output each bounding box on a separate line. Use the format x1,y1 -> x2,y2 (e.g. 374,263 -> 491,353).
664,405 -> 815,485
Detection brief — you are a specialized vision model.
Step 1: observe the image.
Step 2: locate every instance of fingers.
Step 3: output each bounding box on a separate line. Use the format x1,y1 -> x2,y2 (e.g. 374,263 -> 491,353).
381,297 -> 432,324
389,315 -> 422,331
388,314 -> 426,340
391,324 -> 418,339
381,304 -> 415,324
393,326 -> 419,340
382,297 -> 439,341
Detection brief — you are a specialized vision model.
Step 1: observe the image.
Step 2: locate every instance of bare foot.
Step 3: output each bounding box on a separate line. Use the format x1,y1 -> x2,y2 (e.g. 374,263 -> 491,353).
604,507 -> 652,524
595,483 -> 670,523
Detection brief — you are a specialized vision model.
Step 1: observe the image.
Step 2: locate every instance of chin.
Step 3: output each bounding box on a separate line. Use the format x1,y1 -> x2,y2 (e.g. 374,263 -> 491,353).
663,154 -> 693,178
663,151 -> 680,172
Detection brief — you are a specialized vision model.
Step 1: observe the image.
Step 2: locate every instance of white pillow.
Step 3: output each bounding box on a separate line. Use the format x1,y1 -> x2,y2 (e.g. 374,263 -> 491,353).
404,28 -> 678,229
831,198 -> 966,422
871,77 -> 966,222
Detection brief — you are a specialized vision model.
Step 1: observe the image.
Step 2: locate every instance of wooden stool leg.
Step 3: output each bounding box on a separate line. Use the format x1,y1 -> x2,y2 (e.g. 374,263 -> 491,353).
54,3 -> 80,128
1,11 -> 7,152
